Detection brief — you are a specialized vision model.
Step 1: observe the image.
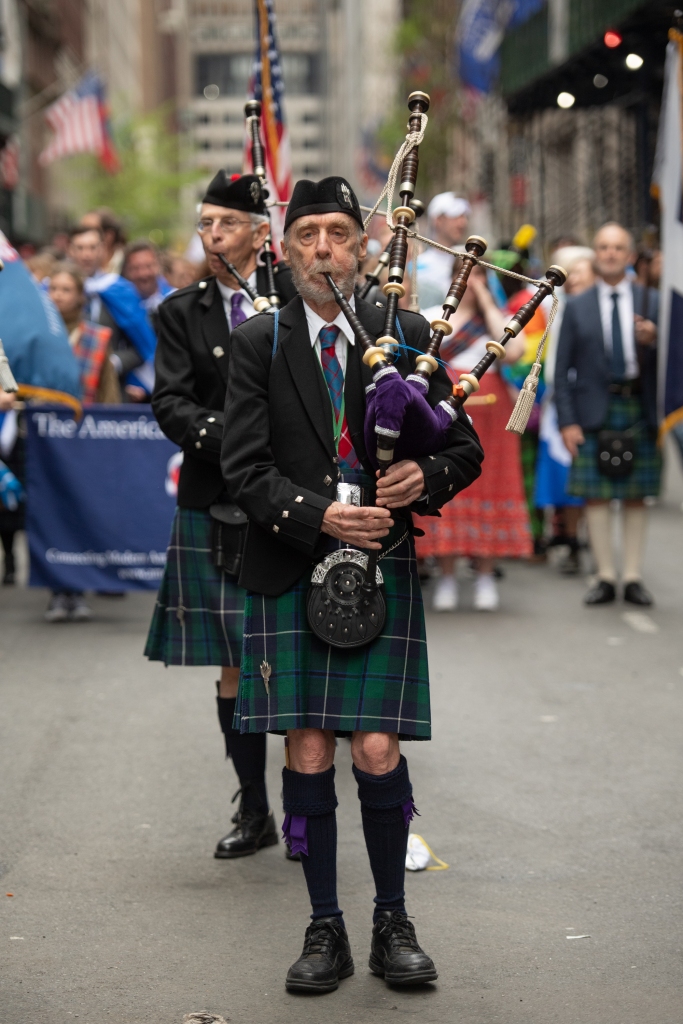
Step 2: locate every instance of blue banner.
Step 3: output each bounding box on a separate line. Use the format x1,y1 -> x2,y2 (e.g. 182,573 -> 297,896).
26,405 -> 181,591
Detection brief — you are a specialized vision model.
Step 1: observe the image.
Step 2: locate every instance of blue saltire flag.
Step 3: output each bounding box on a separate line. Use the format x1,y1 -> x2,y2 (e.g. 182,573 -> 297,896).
652,33 -> 683,437
457,0 -> 546,93
0,232 -> 81,397
85,272 -> 157,364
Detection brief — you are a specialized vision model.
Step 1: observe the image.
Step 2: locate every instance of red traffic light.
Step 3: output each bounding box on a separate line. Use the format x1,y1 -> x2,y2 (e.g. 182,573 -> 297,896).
604,30 -> 622,48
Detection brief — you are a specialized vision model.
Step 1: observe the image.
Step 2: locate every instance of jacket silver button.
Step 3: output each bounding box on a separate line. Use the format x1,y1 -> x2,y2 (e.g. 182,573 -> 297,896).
444,466 -> 449,475
272,524 -> 279,533
213,346 -> 224,358
207,417 -> 216,423
324,475 -> 332,486
195,441 -> 202,449
448,484 -> 453,491
199,428 -> 207,436
198,280 -> 207,289
282,510 -> 289,518
295,495 -> 304,503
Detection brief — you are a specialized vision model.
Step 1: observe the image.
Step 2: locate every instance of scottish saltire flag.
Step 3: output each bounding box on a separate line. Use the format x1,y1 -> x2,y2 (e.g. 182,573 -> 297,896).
652,32 -> 683,437
456,0 -> 545,93
40,73 -> 119,172
248,0 -> 291,244
0,232 -> 80,397
84,273 -> 158,393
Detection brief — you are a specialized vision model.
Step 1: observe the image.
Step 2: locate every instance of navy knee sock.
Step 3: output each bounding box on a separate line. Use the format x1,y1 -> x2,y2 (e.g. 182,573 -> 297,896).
353,755 -> 415,922
282,765 -> 342,923
216,695 -> 268,814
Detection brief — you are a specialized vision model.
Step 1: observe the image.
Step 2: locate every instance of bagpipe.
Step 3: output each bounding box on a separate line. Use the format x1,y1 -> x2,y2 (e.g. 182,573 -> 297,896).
216,99 -> 284,313
306,92 -> 567,649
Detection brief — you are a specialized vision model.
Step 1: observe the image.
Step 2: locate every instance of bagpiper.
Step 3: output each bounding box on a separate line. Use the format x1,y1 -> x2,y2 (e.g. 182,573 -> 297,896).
145,171 -> 297,859
221,175 -> 483,993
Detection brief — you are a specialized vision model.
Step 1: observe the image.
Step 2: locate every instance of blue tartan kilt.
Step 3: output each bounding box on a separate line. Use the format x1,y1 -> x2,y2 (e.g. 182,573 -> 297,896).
235,533 -> 431,741
144,507 -> 245,667
568,395 -> 662,501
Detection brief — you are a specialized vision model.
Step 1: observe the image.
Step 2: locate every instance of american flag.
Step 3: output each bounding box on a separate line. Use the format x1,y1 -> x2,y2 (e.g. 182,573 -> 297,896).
39,74 -> 119,172
248,0 -> 291,243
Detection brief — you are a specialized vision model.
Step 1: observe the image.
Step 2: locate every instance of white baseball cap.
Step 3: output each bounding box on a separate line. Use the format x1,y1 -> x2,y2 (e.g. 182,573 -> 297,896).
427,192 -> 471,222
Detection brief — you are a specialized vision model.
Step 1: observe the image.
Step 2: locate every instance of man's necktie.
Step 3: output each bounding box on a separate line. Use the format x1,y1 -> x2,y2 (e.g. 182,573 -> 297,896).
230,292 -> 247,331
319,324 -> 360,470
610,291 -> 625,380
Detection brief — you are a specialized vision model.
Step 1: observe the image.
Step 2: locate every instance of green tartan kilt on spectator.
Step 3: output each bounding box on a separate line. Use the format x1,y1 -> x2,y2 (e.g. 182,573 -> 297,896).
234,532 -> 431,741
568,394 -> 662,502
145,507 -> 245,667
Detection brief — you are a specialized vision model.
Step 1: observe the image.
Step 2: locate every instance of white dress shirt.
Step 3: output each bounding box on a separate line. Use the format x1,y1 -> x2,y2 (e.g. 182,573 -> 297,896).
217,272 -> 258,325
596,277 -> 638,379
303,294 -> 356,375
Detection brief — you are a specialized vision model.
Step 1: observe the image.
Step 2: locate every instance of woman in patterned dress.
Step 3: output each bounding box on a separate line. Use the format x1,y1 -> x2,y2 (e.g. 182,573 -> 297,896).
417,265 -> 531,611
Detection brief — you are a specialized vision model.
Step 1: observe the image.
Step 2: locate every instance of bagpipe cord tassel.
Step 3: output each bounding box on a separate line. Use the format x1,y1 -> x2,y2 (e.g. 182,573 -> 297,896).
505,290 -> 560,436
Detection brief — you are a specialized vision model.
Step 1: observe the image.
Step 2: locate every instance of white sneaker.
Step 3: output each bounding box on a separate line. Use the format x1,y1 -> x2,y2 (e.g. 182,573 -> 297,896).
68,595 -> 92,621
45,593 -> 70,623
473,573 -> 499,611
432,574 -> 458,611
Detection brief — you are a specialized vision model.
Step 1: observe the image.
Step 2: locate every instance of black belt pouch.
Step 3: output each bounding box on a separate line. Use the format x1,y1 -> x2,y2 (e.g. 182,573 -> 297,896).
209,503 -> 248,577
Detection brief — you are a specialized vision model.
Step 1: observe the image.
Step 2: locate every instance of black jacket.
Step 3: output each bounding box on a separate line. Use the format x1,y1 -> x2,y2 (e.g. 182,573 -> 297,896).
221,295 -> 484,596
152,264 -> 296,507
555,283 -> 659,432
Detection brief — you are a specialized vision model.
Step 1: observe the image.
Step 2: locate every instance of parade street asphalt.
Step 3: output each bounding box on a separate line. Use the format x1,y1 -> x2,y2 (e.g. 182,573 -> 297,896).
2,449 -> 682,1024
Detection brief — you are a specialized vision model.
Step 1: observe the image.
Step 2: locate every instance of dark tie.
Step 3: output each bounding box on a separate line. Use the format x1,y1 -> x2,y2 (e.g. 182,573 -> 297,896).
230,292 -> 247,331
610,291 -> 625,380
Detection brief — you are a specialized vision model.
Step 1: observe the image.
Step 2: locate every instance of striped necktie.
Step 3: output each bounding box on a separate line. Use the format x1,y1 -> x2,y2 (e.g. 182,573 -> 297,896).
318,324 -> 359,470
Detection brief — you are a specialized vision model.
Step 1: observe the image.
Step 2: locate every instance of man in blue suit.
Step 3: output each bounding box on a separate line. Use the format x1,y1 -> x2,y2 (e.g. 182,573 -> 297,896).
555,223 -> 659,606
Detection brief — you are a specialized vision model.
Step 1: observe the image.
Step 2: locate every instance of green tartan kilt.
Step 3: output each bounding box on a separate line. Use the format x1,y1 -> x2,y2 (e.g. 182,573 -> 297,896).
235,533 -> 431,740
568,395 -> 662,501
144,507 -> 245,667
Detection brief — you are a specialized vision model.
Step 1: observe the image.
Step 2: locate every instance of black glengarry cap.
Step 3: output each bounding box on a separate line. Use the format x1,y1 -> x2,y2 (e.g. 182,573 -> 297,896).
284,176 -> 364,232
202,172 -> 267,214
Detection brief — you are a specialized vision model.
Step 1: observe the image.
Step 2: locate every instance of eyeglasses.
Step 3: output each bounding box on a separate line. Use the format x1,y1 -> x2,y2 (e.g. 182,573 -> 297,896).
197,216 -> 252,234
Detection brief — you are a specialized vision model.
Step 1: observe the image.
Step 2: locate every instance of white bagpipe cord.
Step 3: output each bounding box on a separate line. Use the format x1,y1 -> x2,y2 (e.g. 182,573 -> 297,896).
362,113 -> 428,231
402,227 -> 561,434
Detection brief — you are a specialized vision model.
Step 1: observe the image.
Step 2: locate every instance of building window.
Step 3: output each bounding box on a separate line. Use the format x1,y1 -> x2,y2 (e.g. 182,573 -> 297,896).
281,53 -> 321,95
195,53 -> 252,97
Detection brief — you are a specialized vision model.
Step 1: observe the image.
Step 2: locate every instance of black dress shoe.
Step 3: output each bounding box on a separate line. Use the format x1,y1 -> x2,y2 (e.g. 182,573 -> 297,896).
214,809 -> 278,859
284,842 -> 301,862
286,917 -> 354,994
623,581 -> 653,606
369,910 -> 438,985
584,580 -> 616,605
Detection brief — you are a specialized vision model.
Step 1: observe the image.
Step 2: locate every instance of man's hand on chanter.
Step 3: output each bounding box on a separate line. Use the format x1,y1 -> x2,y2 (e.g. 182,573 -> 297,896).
321,503 -> 393,550
375,460 -> 425,508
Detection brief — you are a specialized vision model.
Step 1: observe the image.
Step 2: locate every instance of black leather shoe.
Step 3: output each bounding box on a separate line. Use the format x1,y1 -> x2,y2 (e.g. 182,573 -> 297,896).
369,910 -> 438,985
623,581 -> 653,606
214,809 -> 278,859
284,843 -> 301,862
584,580 -> 616,605
286,917 -> 354,993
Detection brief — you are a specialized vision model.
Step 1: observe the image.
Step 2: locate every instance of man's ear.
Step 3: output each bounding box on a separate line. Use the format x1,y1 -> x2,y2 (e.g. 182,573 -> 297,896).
280,237 -> 290,265
358,231 -> 368,263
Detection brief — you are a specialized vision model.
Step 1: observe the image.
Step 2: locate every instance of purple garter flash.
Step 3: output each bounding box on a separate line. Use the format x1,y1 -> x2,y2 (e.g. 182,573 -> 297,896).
282,813 -> 308,856
402,798 -> 419,828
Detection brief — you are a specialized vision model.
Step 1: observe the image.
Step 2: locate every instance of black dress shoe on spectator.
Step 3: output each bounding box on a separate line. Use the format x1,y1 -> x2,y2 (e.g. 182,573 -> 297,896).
584,580 -> 616,605
369,910 -> 438,985
623,581 -> 653,606
285,917 -> 354,993
214,809 -> 278,859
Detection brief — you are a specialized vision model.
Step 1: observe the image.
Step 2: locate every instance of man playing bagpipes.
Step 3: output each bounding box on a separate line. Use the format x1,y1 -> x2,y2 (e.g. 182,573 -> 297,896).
220,173 -> 483,994
145,172 -> 297,860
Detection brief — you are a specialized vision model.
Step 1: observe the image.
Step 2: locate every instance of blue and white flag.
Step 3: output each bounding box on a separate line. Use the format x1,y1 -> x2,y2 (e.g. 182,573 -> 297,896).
456,0 -> 545,93
0,232 -> 80,396
652,33 -> 683,437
